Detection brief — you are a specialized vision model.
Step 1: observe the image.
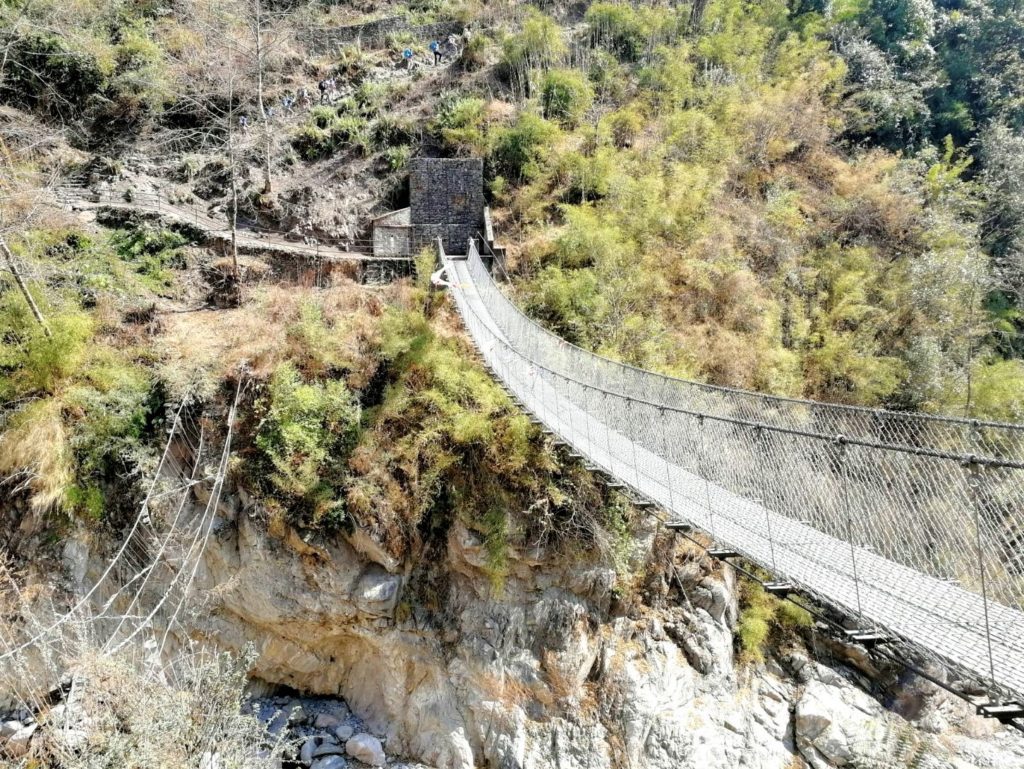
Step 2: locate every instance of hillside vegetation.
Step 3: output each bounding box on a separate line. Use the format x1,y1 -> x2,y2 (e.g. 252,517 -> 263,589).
1,0 -> 1023,543
1,2 -> 1024,766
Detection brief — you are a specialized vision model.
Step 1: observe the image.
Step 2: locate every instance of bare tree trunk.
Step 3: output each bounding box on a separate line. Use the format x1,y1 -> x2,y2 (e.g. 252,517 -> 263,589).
1,237 -> 50,336
253,0 -> 272,194
690,0 -> 710,31
226,78 -> 241,306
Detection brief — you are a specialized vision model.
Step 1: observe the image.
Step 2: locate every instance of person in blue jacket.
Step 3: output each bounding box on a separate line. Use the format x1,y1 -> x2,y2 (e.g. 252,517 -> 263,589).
430,40 -> 441,65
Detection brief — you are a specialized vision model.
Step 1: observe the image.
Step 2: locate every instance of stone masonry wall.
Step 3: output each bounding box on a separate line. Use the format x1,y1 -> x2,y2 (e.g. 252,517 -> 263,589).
300,19 -> 464,54
409,158 -> 484,255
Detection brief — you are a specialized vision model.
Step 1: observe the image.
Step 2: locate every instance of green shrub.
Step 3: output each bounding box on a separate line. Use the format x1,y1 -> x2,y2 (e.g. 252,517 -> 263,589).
383,145 -> 412,171
501,9 -> 566,94
461,32 -> 491,70
586,3 -> 679,61
541,69 -> 594,128
489,112 -> 559,183
522,265 -> 603,347
310,105 -> 337,129
293,111 -> 370,160
554,207 -> 632,269
605,105 -> 645,147
736,580 -> 813,663
0,309 -> 94,400
971,360 -> 1024,423
111,225 -> 188,290
373,115 -> 418,147
586,2 -> 648,61
481,506 -> 511,591
254,363 -> 361,530
285,301 -> 353,378
293,124 -> 333,161
0,32 -> 104,119
333,115 -> 371,154
433,93 -> 487,154
588,50 -> 627,102
64,353 -> 157,516
555,147 -> 616,202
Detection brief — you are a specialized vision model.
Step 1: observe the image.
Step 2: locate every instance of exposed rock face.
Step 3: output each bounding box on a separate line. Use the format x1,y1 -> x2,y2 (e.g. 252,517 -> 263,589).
796,674 -> 890,768
188,508 -> 1024,769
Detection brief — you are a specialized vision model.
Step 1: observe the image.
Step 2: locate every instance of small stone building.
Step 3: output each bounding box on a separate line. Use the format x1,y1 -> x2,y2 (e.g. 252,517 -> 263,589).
371,208 -> 411,258
372,158 -> 485,257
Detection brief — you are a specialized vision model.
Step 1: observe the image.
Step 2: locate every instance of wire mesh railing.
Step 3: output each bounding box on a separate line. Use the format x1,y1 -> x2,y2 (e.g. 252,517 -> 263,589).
444,240 -> 1024,705
0,385 -> 241,692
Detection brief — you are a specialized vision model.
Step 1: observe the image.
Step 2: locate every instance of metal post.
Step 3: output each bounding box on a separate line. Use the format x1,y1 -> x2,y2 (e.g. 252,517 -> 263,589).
836,435 -> 863,617
697,415 -> 717,540
603,391 -> 614,476
562,367 -> 576,453
658,407 -> 676,512
627,397 -> 641,490
582,379 -> 594,459
754,425 -> 779,571
967,457 -> 998,700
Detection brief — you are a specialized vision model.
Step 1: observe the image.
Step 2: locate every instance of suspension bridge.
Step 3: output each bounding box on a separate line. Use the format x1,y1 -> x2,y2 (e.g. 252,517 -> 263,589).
0,385 -> 241,700
442,240 -> 1024,722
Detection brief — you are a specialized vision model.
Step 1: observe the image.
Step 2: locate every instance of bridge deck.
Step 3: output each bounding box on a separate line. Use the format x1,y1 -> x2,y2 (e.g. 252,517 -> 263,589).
445,250 -> 1024,702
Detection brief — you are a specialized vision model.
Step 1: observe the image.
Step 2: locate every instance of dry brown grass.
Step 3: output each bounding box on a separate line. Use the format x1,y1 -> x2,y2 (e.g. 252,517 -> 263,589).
472,667 -> 538,710
156,283 -> 396,397
0,398 -> 74,516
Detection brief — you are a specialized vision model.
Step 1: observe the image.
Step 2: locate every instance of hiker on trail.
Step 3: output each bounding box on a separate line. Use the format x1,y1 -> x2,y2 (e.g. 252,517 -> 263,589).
266,106 -> 275,120
239,115 -> 248,131
402,48 -> 414,70
430,40 -> 441,65
318,79 -> 328,104
281,94 -> 294,114
299,87 -> 312,108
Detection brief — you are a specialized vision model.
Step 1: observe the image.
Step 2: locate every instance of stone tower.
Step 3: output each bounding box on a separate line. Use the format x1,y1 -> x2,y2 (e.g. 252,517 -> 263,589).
408,157 -> 485,255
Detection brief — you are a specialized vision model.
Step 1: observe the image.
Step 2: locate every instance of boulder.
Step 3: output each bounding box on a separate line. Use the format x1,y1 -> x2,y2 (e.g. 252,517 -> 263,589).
345,733 -> 386,766
0,721 -> 22,740
314,712 -> 342,729
314,741 -> 346,758
5,722 -> 36,757
353,566 -> 402,617
300,737 -> 319,765
287,701 -> 308,724
311,757 -> 347,769
334,723 -> 354,742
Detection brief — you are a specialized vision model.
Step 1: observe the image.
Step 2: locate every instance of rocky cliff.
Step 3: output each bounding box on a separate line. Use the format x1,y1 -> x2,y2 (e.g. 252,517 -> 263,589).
165,490 -> 1024,769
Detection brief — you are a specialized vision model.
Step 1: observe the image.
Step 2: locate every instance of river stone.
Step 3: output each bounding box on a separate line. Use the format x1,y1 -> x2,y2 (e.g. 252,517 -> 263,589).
314,741 -> 346,758
300,736 -> 318,765
6,723 -> 36,757
314,712 -> 342,729
311,757 -> 347,769
0,721 -> 22,740
345,733 -> 385,766
334,723 -> 354,742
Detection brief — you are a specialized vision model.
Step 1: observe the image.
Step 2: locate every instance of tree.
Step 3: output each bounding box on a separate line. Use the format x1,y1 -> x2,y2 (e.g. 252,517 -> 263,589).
501,8 -> 566,98
980,123 -> 1024,307
0,103 -> 52,335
